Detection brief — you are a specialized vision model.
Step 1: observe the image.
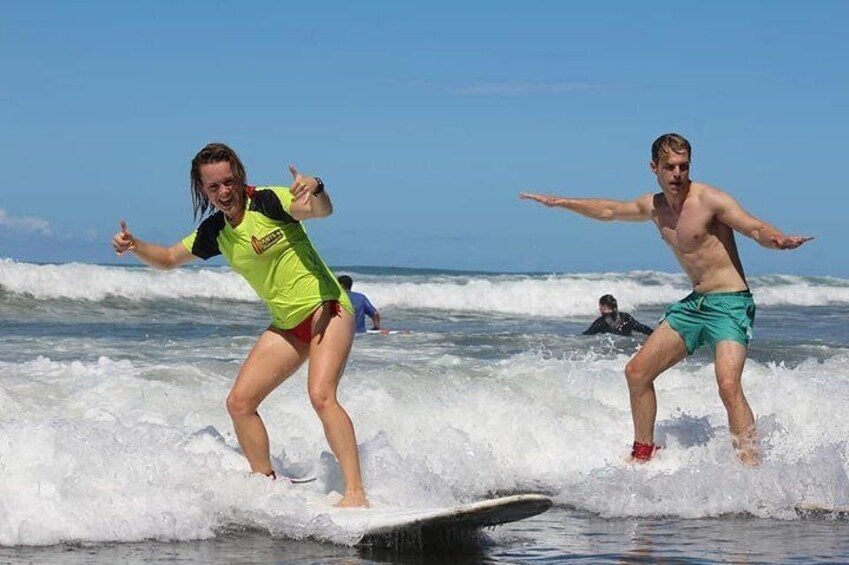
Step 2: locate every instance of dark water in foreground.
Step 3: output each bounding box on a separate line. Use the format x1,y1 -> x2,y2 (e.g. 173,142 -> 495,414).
2,507 -> 847,564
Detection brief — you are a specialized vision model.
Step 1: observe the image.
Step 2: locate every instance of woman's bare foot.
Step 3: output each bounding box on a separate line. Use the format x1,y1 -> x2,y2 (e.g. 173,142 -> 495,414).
334,489 -> 369,508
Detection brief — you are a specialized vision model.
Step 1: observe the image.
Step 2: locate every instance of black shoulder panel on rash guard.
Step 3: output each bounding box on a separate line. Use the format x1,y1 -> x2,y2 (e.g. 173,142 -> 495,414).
248,188 -> 299,224
192,212 -> 226,259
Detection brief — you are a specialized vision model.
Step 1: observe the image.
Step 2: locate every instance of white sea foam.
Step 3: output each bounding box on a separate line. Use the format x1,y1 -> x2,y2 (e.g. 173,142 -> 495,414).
1,342 -> 847,545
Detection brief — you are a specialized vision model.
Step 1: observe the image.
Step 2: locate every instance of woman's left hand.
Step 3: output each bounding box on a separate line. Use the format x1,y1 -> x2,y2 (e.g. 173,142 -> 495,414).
289,165 -> 319,203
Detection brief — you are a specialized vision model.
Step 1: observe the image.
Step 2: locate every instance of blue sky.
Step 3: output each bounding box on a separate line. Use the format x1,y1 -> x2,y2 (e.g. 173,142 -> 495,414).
2,1 -> 846,275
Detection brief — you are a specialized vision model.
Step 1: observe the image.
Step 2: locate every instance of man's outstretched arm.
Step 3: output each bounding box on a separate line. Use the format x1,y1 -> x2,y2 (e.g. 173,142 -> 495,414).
710,188 -> 814,250
519,192 -> 653,222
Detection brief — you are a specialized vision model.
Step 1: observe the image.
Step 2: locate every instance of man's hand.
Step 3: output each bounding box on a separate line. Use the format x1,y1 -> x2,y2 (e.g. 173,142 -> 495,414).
771,235 -> 814,250
289,164 -> 320,203
112,220 -> 136,255
519,192 -> 562,207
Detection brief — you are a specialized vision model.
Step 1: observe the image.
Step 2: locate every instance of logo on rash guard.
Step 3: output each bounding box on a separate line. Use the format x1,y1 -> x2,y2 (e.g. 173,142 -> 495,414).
251,230 -> 284,254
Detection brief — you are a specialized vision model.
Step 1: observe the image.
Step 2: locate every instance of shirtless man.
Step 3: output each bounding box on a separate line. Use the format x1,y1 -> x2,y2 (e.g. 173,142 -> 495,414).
520,133 -> 812,465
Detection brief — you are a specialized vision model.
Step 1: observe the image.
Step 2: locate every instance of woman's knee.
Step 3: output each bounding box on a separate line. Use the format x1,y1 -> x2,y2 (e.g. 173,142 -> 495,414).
308,385 -> 338,414
226,389 -> 258,418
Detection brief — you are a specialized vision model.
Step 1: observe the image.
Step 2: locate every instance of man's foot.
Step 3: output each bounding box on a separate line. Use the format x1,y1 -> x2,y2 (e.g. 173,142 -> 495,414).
334,490 -> 370,508
735,444 -> 760,466
629,441 -> 661,463
737,449 -> 759,466
733,430 -> 760,466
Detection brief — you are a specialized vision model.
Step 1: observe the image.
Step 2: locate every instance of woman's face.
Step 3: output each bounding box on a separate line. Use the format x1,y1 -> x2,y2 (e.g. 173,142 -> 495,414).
199,161 -> 244,218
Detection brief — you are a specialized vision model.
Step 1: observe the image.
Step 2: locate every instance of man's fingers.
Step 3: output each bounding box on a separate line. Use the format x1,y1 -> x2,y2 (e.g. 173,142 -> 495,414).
120,219 -> 129,234
520,192 -> 553,205
772,235 -> 814,249
289,164 -> 302,181
520,193 -> 555,206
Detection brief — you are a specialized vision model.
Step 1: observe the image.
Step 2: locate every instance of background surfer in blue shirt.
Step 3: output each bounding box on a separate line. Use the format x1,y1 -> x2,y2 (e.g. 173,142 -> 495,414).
337,275 -> 383,334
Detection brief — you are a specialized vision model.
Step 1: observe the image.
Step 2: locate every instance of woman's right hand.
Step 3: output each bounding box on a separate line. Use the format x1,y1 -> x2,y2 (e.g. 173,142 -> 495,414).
112,220 -> 136,255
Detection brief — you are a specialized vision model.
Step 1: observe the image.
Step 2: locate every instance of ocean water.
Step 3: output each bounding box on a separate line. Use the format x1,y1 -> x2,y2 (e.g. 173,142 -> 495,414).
1,258 -> 848,563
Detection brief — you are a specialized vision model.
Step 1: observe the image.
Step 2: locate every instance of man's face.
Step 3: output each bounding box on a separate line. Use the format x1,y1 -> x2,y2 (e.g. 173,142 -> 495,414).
651,150 -> 691,195
200,161 -> 243,217
600,305 -> 614,315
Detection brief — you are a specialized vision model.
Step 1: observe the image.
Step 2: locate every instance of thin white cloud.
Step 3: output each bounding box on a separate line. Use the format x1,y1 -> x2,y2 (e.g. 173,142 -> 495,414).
449,81 -> 601,95
0,209 -> 52,235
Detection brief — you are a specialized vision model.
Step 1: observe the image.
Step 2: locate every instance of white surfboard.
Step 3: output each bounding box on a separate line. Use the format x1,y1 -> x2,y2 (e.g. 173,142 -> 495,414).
329,494 -> 553,539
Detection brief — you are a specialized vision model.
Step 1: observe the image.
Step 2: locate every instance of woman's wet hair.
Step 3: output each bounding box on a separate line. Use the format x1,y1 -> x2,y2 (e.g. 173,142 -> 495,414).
190,142 -> 247,221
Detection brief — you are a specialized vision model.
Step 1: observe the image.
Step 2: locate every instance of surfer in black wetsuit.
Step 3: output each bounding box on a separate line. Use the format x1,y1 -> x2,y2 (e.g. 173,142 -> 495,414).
583,294 -> 653,337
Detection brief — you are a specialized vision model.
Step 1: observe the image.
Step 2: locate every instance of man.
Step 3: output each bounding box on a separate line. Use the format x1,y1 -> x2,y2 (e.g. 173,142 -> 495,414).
584,294 -> 653,337
520,133 -> 812,465
337,275 -> 382,334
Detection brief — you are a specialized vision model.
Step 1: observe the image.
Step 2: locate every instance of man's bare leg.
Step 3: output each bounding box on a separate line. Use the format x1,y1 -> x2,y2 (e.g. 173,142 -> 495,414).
307,305 -> 368,507
625,322 -> 689,450
714,340 -> 758,465
227,330 -> 308,475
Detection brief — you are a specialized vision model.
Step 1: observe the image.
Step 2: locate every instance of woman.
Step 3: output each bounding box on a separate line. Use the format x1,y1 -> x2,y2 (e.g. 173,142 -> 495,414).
112,143 -> 367,507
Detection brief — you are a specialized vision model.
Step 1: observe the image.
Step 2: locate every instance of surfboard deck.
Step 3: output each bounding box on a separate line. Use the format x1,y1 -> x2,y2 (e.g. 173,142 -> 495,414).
330,494 -> 553,539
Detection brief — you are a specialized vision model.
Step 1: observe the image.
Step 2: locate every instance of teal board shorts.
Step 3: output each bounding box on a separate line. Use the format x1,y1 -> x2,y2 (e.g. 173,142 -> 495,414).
662,290 -> 756,354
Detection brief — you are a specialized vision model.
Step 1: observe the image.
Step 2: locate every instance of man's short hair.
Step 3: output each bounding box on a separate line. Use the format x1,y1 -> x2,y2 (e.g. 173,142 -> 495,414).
337,275 -> 353,290
651,133 -> 691,163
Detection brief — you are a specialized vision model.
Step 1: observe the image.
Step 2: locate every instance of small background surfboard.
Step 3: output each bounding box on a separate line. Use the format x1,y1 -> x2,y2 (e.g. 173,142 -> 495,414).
330,493 -> 553,543
283,475 -> 317,484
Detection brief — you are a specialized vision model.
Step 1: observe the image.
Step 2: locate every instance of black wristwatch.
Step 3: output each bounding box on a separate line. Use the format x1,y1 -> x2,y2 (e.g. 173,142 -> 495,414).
312,177 -> 325,196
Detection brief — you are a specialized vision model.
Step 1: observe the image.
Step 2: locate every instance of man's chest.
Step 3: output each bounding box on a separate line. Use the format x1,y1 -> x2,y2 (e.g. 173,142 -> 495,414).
654,203 -> 717,253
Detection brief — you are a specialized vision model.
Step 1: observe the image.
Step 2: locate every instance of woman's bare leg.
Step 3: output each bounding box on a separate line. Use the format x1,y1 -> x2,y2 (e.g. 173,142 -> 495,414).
307,304 -> 367,507
226,329 -> 308,475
